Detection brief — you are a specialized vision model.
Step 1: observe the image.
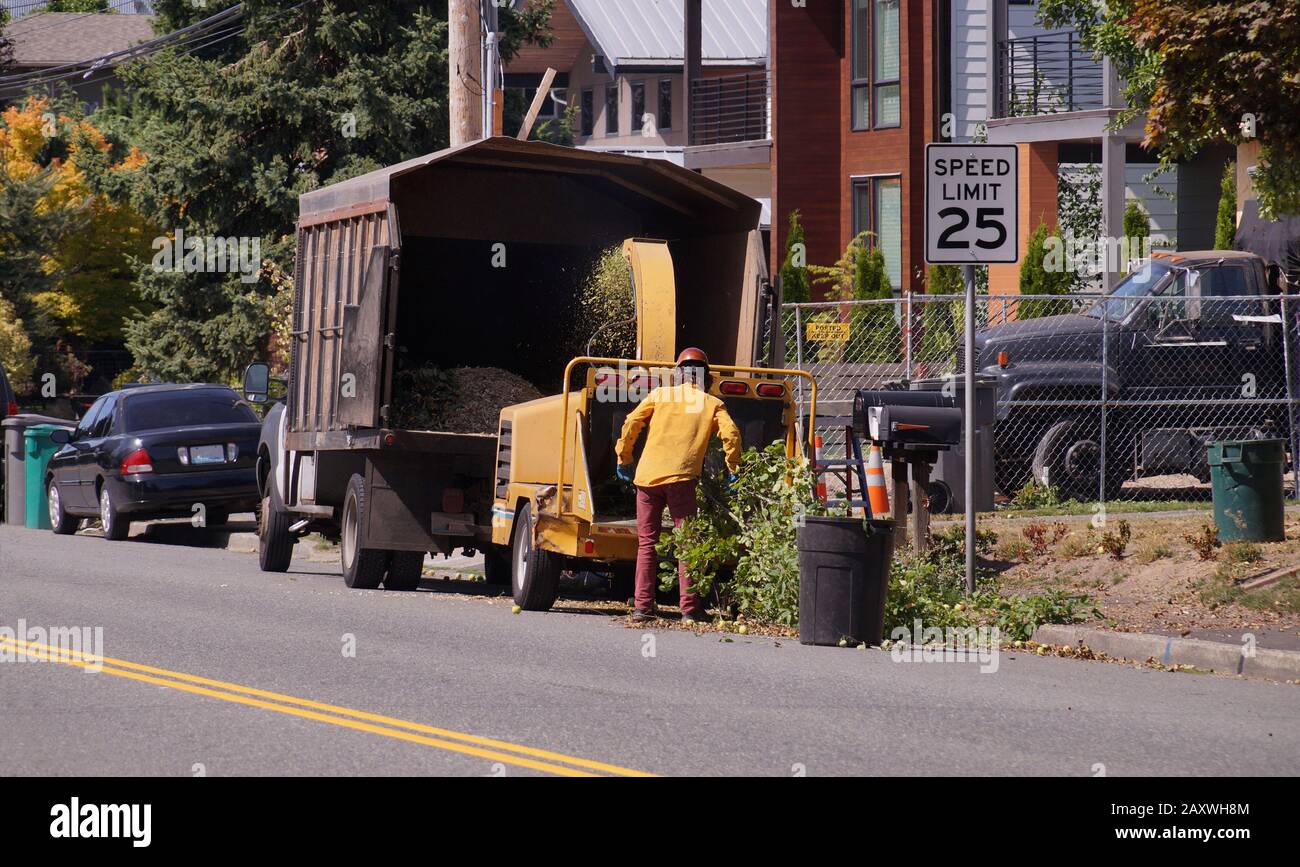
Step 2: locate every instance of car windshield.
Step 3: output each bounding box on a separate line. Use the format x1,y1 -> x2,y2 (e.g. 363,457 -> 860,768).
123,390 -> 257,432
1085,261 -> 1174,320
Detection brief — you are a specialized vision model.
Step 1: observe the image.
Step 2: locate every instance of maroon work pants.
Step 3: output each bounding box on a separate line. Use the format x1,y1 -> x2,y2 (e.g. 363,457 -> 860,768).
634,481 -> 701,616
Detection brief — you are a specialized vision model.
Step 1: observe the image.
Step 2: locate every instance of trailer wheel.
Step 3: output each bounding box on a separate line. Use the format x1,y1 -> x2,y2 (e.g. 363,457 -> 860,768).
341,474 -> 389,590
257,485 -> 295,573
384,551 -> 426,591
511,502 -> 562,611
483,544 -> 511,586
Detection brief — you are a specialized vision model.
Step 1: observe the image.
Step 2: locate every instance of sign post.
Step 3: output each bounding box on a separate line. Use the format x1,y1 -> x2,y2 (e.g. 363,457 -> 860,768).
925,143 -> 1019,594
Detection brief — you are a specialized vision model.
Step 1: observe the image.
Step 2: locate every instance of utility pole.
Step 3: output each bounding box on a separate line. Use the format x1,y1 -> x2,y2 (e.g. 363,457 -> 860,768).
449,0 -> 484,147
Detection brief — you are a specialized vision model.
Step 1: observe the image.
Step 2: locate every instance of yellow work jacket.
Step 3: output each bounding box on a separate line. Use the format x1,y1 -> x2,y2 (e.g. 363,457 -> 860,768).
615,383 -> 743,488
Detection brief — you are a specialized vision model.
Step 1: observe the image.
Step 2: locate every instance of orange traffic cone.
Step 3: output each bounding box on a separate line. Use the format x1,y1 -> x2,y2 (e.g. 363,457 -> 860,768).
866,445 -> 890,518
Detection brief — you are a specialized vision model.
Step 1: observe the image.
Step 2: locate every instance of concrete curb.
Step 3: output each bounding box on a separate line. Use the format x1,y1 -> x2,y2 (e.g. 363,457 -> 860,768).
1032,624 -> 1300,682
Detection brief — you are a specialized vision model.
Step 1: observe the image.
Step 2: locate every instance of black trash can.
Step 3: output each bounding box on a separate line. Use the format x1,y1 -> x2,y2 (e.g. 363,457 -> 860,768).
797,516 -> 894,647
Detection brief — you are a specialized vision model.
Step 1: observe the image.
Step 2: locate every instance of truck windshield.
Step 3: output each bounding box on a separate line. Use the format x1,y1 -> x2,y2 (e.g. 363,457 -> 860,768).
1085,261 -> 1174,320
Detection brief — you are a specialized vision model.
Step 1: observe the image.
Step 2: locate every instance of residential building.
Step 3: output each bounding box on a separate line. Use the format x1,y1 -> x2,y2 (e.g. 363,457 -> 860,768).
1,10 -> 157,109
504,0 -> 772,233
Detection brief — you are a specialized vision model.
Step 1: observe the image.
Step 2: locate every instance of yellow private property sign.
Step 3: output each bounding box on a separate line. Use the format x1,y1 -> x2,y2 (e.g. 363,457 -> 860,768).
806,321 -> 850,342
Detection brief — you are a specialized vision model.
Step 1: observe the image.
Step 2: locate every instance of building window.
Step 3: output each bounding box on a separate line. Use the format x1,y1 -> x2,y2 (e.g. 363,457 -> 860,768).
658,78 -> 673,130
631,81 -> 646,134
852,176 -> 903,289
605,83 -> 620,135
873,0 -> 901,127
581,88 -> 594,136
851,0 -> 901,130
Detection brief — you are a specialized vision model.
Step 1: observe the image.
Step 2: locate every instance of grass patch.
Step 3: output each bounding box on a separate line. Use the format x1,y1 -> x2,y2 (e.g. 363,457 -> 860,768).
1136,541 -> 1173,564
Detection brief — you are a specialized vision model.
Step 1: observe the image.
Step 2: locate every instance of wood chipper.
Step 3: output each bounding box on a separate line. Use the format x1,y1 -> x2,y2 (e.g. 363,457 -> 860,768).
490,238 -> 816,611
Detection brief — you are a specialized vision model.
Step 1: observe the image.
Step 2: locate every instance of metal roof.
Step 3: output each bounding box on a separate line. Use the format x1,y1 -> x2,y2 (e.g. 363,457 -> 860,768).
566,0 -> 766,69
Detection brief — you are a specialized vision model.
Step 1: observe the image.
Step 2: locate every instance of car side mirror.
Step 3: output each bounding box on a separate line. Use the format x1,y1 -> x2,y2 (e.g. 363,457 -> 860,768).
243,362 -> 271,404
50,428 -> 72,444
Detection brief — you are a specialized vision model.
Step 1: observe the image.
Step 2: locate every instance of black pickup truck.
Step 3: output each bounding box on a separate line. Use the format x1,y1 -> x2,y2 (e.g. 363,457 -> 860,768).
972,251 -> 1292,499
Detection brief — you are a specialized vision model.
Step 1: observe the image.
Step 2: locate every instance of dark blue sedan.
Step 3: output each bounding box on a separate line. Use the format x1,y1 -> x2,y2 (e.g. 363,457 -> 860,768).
45,384 -> 261,540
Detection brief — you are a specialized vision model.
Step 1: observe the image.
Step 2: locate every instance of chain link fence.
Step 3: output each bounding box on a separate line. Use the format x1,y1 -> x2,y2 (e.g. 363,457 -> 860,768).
780,285 -> 1300,509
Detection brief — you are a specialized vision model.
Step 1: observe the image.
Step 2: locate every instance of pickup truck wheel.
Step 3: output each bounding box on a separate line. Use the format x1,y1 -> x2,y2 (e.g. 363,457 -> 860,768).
341,474 -> 389,590
511,502 -> 562,611
384,551 -> 426,591
483,544 -> 511,586
1032,419 -> 1111,501
258,486 -> 295,573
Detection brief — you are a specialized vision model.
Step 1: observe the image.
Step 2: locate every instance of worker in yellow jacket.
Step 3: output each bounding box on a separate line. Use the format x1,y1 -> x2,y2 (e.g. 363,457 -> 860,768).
614,347 -> 743,623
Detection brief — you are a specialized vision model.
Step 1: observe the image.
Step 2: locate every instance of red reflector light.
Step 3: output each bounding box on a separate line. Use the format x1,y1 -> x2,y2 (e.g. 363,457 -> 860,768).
5,400 -> 16,416
755,383 -> 785,398
595,373 -> 622,387
384,433 -> 397,446
120,448 -> 154,475
583,539 -> 596,554
719,380 -> 748,396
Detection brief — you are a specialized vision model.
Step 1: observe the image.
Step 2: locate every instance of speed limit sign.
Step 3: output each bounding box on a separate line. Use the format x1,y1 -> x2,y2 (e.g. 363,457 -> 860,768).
925,143 -> 1019,264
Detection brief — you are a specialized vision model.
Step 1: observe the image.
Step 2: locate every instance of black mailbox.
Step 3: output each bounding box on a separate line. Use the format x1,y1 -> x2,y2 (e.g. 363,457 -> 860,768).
853,389 -> 963,449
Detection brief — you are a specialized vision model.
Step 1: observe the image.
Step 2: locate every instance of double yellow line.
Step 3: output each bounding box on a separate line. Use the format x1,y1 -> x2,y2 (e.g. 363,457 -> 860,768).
0,636 -> 652,778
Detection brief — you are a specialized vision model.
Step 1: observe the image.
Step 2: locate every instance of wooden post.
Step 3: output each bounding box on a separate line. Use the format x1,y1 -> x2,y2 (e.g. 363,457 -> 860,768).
449,0 -> 483,147
891,459 -> 909,551
517,67 -> 558,140
910,460 -> 931,554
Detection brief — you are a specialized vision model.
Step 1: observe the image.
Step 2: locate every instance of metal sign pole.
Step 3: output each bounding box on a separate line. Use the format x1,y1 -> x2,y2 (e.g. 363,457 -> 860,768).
963,264 -> 976,594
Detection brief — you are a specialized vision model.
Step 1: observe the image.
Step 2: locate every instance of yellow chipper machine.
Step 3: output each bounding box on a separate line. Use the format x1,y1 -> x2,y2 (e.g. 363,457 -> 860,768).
491,238 -> 816,611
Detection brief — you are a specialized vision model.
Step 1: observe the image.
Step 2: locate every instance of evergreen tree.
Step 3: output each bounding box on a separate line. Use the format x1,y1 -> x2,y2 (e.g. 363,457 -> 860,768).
780,209 -> 810,304
1215,161 -> 1238,250
114,1 -> 551,383
1018,222 -> 1072,320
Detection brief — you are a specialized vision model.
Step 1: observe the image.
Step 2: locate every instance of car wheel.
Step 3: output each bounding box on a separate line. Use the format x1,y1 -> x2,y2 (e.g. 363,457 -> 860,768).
482,544 -> 511,586
384,551 -> 426,591
99,485 -> 129,541
511,501 -> 562,611
47,480 -> 78,535
258,486 -> 295,573
340,474 -> 388,590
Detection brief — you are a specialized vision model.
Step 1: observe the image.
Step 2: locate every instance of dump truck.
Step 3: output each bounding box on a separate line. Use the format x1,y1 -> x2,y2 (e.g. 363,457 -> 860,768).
245,137 -> 814,608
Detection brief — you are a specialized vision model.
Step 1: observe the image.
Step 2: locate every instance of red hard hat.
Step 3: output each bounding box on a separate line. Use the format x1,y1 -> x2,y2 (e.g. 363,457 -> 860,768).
676,347 -> 709,367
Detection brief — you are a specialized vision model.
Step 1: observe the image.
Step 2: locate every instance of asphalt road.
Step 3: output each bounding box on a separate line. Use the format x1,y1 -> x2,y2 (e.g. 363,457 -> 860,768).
1,523 -> 1297,777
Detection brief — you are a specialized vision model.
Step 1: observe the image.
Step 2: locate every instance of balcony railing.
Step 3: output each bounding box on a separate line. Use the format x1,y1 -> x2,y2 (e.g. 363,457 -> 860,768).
689,71 -> 770,146
996,30 -> 1103,117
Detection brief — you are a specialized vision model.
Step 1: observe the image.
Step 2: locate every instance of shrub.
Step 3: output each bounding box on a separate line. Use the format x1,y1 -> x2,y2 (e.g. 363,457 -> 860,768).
1018,222 -> 1073,319
1011,480 -> 1061,510
1184,524 -> 1221,561
1099,520 -> 1131,560
780,210 -> 811,304
1214,161 -> 1237,250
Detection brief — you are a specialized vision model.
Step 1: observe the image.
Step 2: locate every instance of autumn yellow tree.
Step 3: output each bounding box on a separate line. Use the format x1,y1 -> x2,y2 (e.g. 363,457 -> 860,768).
0,96 -> 155,354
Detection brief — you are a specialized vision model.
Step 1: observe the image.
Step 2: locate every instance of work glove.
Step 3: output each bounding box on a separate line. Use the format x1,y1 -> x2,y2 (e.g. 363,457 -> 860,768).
616,464 -> 634,483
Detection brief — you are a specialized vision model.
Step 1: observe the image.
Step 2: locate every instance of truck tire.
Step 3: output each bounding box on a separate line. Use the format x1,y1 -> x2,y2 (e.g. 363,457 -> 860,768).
341,474 -> 389,590
384,551 -> 426,591
1032,419 -> 1125,501
511,502 -> 562,611
483,544 -> 511,586
258,486 -> 295,573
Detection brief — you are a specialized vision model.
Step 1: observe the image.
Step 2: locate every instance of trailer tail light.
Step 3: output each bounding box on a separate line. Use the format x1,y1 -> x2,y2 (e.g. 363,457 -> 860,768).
120,448 -> 154,475
583,539 -> 595,554
5,400 -> 16,417
595,373 -> 621,387
719,380 -> 748,396
384,433 -> 396,446
756,383 -> 786,398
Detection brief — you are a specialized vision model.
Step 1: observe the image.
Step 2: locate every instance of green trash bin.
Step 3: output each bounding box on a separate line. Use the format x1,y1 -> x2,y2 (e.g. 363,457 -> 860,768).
23,424 -> 67,530
1207,439 -> 1286,543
